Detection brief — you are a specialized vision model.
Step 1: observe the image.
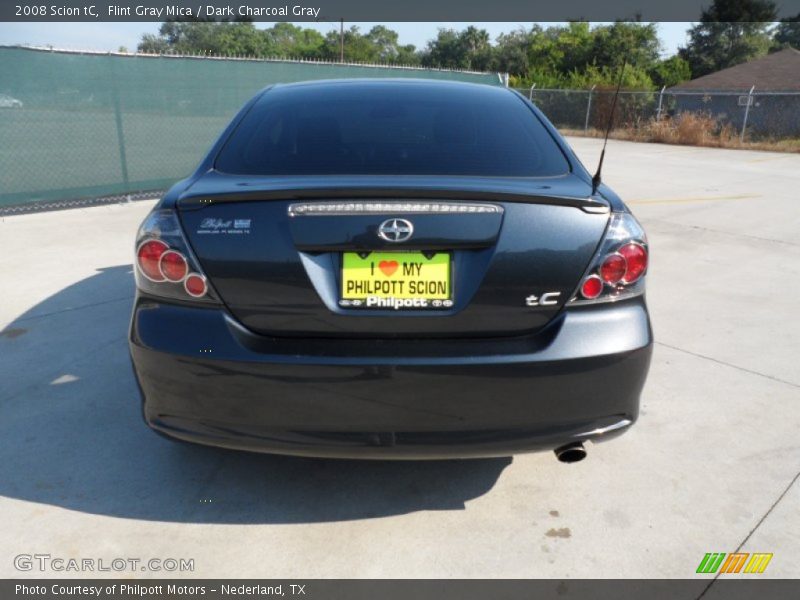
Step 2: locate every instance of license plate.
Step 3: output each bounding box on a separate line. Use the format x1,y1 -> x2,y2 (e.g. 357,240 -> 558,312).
340,251 -> 452,310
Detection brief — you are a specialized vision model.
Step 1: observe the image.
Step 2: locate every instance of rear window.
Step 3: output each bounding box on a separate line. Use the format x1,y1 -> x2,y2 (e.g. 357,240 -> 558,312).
214,83 -> 570,177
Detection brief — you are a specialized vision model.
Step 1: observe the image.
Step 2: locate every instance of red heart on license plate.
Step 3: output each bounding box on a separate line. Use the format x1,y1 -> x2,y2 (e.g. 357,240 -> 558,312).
379,260 -> 398,276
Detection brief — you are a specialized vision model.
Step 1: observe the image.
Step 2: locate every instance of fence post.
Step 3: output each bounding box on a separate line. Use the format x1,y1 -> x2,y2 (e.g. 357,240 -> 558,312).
529,83 -> 536,101
656,86 -> 666,121
740,85 -> 755,143
584,85 -> 596,133
109,58 -> 130,196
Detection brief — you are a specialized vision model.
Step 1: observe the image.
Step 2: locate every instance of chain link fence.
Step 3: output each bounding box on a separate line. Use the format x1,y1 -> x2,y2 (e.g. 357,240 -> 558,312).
520,86 -> 800,144
0,46 -> 502,212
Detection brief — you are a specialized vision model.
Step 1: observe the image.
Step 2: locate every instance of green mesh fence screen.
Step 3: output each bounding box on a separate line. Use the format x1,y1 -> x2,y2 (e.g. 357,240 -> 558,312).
0,46 -> 502,208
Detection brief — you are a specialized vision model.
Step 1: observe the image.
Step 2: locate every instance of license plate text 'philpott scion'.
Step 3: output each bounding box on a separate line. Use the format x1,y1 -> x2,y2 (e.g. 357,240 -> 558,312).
340,251 -> 452,310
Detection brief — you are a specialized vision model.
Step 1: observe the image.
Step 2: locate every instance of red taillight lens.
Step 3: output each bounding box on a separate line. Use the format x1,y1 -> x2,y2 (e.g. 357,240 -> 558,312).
618,243 -> 648,283
135,209 -> 218,304
136,240 -> 168,282
184,273 -> 208,298
159,250 -> 188,282
570,213 -> 647,305
581,275 -> 604,299
600,253 -> 627,284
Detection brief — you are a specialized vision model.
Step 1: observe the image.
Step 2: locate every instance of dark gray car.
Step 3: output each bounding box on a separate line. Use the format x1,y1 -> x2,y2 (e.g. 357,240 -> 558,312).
129,79 -> 652,461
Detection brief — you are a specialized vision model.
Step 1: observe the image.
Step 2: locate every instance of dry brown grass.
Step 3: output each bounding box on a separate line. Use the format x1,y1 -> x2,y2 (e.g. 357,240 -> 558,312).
562,113 -> 800,154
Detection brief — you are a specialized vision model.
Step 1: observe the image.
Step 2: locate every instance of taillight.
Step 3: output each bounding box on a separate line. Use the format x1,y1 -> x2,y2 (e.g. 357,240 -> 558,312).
134,209 -> 218,303
136,240 -> 168,282
572,212 -> 648,304
159,250 -> 188,282
580,275 -> 604,299
618,242 -> 647,284
599,253 -> 626,284
184,273 -> 208,298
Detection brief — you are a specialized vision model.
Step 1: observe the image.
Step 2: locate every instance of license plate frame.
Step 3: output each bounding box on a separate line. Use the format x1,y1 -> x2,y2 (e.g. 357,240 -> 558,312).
339,251 -> 453,310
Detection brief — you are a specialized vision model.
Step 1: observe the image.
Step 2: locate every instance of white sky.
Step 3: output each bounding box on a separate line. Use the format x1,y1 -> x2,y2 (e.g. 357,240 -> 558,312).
0,22 -> 692,57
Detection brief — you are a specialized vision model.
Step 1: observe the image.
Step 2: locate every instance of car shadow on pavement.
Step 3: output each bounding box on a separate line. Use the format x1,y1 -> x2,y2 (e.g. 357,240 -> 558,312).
0,264 -> 511,523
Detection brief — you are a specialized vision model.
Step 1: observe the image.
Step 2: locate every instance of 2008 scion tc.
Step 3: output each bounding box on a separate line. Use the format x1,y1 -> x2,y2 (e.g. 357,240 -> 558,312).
129,79 -> 652,462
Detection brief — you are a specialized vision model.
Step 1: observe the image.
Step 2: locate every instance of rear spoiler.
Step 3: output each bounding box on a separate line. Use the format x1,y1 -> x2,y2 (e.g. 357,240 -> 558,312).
178,183 -> 610,215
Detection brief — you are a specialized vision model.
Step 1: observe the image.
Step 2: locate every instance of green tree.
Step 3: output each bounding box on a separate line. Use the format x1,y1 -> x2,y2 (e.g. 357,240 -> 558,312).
772,14 -> 800,49
589,22 -> 661,71
264,22 -> 325,58
561,64 -> 655,89
137,19 -> 273,57
322,26 -> 378,62
313,25 -> 419,64
421,29 -> 464,69
649,56 -> 692,87
496,22 -> 662,89
492,29 -> 530,76
137,20 -> 418,63
421,27 -> 494,70
212,22 -> 272,57
520,22 -> 588,79
396,44 -> 421,65
365,25 -> 419,63
138,33 -> 172,54
135,19 -> 684,88
678,0 -> 777,78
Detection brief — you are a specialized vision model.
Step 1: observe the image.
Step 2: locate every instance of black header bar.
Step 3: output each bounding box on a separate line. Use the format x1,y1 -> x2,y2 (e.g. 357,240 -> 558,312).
3,0 -> 800,22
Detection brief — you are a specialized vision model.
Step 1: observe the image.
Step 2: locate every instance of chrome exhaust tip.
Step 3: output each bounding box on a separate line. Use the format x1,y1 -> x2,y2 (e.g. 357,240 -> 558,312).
554,442 -> 587,464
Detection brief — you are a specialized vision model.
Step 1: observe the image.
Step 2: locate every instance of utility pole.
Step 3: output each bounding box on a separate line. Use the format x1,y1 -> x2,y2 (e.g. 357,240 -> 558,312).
340,19 -> 344,62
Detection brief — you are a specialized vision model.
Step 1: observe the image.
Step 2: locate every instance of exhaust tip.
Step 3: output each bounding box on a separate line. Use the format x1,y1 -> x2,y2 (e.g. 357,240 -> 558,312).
555,442 -> 586,464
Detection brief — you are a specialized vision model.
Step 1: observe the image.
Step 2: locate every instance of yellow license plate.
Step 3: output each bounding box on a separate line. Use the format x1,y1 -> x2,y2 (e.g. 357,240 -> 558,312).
341,251 -> 452,309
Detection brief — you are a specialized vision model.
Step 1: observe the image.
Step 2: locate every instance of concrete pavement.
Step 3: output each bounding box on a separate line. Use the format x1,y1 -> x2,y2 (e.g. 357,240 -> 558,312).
0,138 -> 798,582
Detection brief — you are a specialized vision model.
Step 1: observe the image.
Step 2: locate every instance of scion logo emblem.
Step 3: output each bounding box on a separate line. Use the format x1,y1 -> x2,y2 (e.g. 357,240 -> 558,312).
377,218 -> 414,243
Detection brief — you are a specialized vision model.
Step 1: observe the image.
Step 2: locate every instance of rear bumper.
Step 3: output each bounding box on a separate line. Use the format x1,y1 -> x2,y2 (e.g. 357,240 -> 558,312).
129,296 -> 652,459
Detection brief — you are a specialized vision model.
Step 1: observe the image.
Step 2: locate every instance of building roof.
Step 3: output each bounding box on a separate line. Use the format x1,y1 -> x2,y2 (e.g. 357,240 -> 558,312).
670,47 -> 800,93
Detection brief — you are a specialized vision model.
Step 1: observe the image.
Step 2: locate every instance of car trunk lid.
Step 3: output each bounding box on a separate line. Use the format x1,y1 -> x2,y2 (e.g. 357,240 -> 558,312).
177,173 -> 609,338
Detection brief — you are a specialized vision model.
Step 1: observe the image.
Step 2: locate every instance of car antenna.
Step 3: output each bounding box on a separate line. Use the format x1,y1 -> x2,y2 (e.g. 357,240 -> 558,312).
591,60 -> 627,196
